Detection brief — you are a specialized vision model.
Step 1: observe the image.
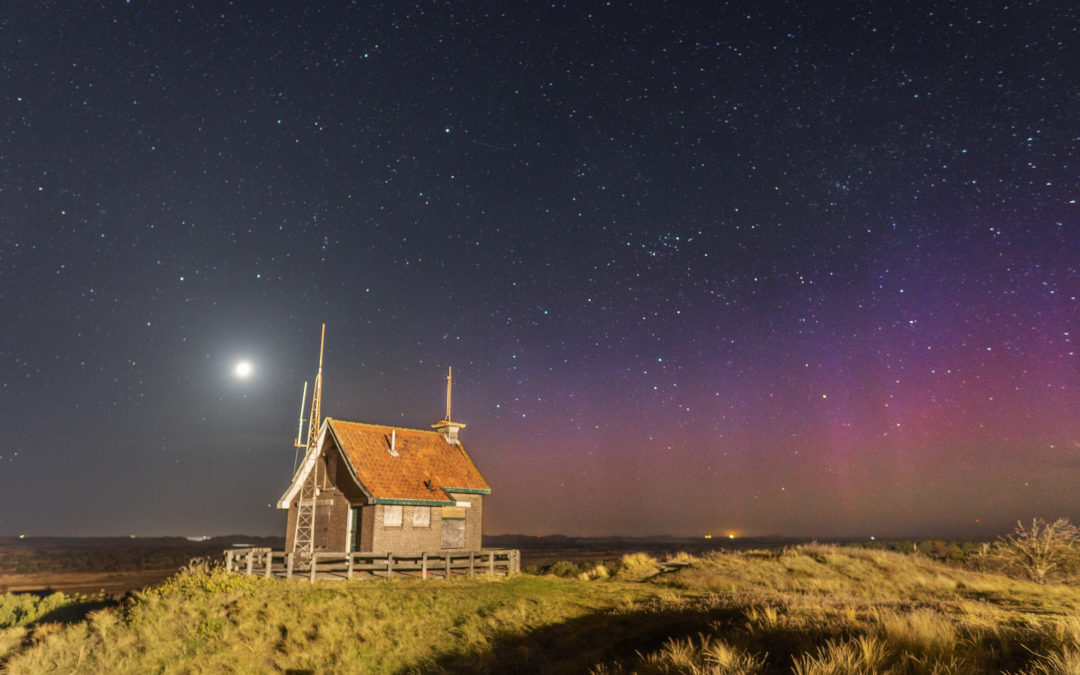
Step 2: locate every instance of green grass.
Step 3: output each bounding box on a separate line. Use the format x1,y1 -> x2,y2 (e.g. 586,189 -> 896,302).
2,547 -> 1079,673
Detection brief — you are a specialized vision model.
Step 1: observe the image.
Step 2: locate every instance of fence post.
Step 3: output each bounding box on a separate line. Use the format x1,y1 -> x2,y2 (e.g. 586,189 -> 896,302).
469,552 -> 475,576
387,553 -> 394,578
286,553 -> 294,580
445,553 -> 451,579
421,553 -> 428,580
246,551 -> 254,575
488,551 -> 495,575
309,554 -> 318,583
265,551 -> 274,579
347,553 -> 354,580
224,550 -> 233,573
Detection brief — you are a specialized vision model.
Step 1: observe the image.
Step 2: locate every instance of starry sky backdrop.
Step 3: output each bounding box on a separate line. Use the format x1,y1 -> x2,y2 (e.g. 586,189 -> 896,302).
1,1 -> 1076,538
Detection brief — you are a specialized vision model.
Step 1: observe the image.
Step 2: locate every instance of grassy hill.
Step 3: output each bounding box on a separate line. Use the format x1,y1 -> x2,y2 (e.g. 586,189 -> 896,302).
1,545 -> 1078,673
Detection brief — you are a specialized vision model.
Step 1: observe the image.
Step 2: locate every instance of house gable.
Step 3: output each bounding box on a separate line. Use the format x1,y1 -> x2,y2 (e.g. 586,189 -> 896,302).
277,419 -> 332,509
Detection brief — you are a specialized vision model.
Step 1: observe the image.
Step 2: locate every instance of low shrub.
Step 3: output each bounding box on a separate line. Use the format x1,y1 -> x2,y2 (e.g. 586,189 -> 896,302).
974,519 -> 1080,585
547,560 -> 582,578
0,592 -> 113,629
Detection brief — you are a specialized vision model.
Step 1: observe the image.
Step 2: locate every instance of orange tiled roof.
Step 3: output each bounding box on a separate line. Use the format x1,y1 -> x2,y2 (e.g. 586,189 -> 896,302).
327,418 -> 490,503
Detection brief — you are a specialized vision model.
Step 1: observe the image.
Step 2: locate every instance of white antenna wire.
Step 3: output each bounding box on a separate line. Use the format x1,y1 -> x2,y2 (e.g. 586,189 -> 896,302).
292,381 -> 308,473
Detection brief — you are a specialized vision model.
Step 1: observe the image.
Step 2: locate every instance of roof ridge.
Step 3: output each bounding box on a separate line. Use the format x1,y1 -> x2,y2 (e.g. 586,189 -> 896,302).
328,418 -> 444,436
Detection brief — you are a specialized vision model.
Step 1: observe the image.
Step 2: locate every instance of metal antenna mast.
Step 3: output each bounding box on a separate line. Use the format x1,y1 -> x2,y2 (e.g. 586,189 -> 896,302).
291,381 -> 308,473
292,323 -> 325,562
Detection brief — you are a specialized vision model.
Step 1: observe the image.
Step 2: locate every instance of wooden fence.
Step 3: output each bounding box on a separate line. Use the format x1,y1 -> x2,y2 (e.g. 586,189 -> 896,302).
223,548 -> 520,581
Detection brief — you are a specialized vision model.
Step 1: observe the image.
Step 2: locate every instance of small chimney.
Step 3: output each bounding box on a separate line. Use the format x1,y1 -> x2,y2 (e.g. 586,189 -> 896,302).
432,419 -> 466,444
432,366 -> 465,443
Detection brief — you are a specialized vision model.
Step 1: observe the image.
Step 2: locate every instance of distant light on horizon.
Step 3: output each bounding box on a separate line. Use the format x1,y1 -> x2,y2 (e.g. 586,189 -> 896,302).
235,361 -> 253,379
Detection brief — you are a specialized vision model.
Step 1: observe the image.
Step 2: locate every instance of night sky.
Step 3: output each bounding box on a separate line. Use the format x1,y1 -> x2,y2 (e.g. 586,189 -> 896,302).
1,2 -> 1076,539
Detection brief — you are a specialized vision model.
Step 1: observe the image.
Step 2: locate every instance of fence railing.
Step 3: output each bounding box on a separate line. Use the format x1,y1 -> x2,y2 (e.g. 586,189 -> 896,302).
223,548 -> 520,581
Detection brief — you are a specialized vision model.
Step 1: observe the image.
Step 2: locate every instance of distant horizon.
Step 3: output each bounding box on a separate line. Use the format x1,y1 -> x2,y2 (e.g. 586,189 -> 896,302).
2,523 -> 1054,543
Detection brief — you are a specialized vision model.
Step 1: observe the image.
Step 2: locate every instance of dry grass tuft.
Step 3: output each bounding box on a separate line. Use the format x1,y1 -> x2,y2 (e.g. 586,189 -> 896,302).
615,553 -> 662,582
0,626 -> 29,664
593,633 -> 766,674
792,635 -> 892,674
578,563 -> 611,581
877,608 -> 957,660
665,551 -> 697,565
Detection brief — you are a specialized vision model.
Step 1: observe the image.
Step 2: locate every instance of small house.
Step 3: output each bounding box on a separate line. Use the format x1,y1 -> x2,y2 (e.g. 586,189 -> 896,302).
277,417 -> 490,554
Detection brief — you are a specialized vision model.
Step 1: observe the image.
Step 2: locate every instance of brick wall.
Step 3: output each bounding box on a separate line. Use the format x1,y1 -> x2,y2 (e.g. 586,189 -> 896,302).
369,504 -> 443,553
366,496 -> 485,553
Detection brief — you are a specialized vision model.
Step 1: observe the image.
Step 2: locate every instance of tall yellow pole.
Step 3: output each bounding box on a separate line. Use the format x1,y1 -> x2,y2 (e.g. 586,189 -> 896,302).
445,366 -> 452,421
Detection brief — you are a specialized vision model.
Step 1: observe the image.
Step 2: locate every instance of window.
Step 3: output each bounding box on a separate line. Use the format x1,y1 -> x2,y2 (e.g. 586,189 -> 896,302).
413,506 -> 431,527
382,505 -> 402,527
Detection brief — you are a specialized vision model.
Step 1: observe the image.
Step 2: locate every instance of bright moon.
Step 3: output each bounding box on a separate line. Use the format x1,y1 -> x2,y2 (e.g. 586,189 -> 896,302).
234,361 -> 253,379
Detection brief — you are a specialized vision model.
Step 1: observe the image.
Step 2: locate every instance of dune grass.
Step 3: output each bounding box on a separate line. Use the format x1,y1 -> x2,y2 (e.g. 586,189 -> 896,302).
1,562 -> 659,673
2,546 -> 1079,673
622,546 -> 1080,673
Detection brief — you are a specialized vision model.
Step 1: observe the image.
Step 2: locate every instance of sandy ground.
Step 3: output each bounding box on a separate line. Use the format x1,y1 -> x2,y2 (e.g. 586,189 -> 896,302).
0,569 -> 181,596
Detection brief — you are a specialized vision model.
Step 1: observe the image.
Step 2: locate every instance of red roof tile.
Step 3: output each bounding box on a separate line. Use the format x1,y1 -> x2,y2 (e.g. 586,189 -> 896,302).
327,418 -> 490,503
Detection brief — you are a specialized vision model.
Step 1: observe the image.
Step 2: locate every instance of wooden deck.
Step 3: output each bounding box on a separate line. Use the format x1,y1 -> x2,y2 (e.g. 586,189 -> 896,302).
224,548 -> 520,581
